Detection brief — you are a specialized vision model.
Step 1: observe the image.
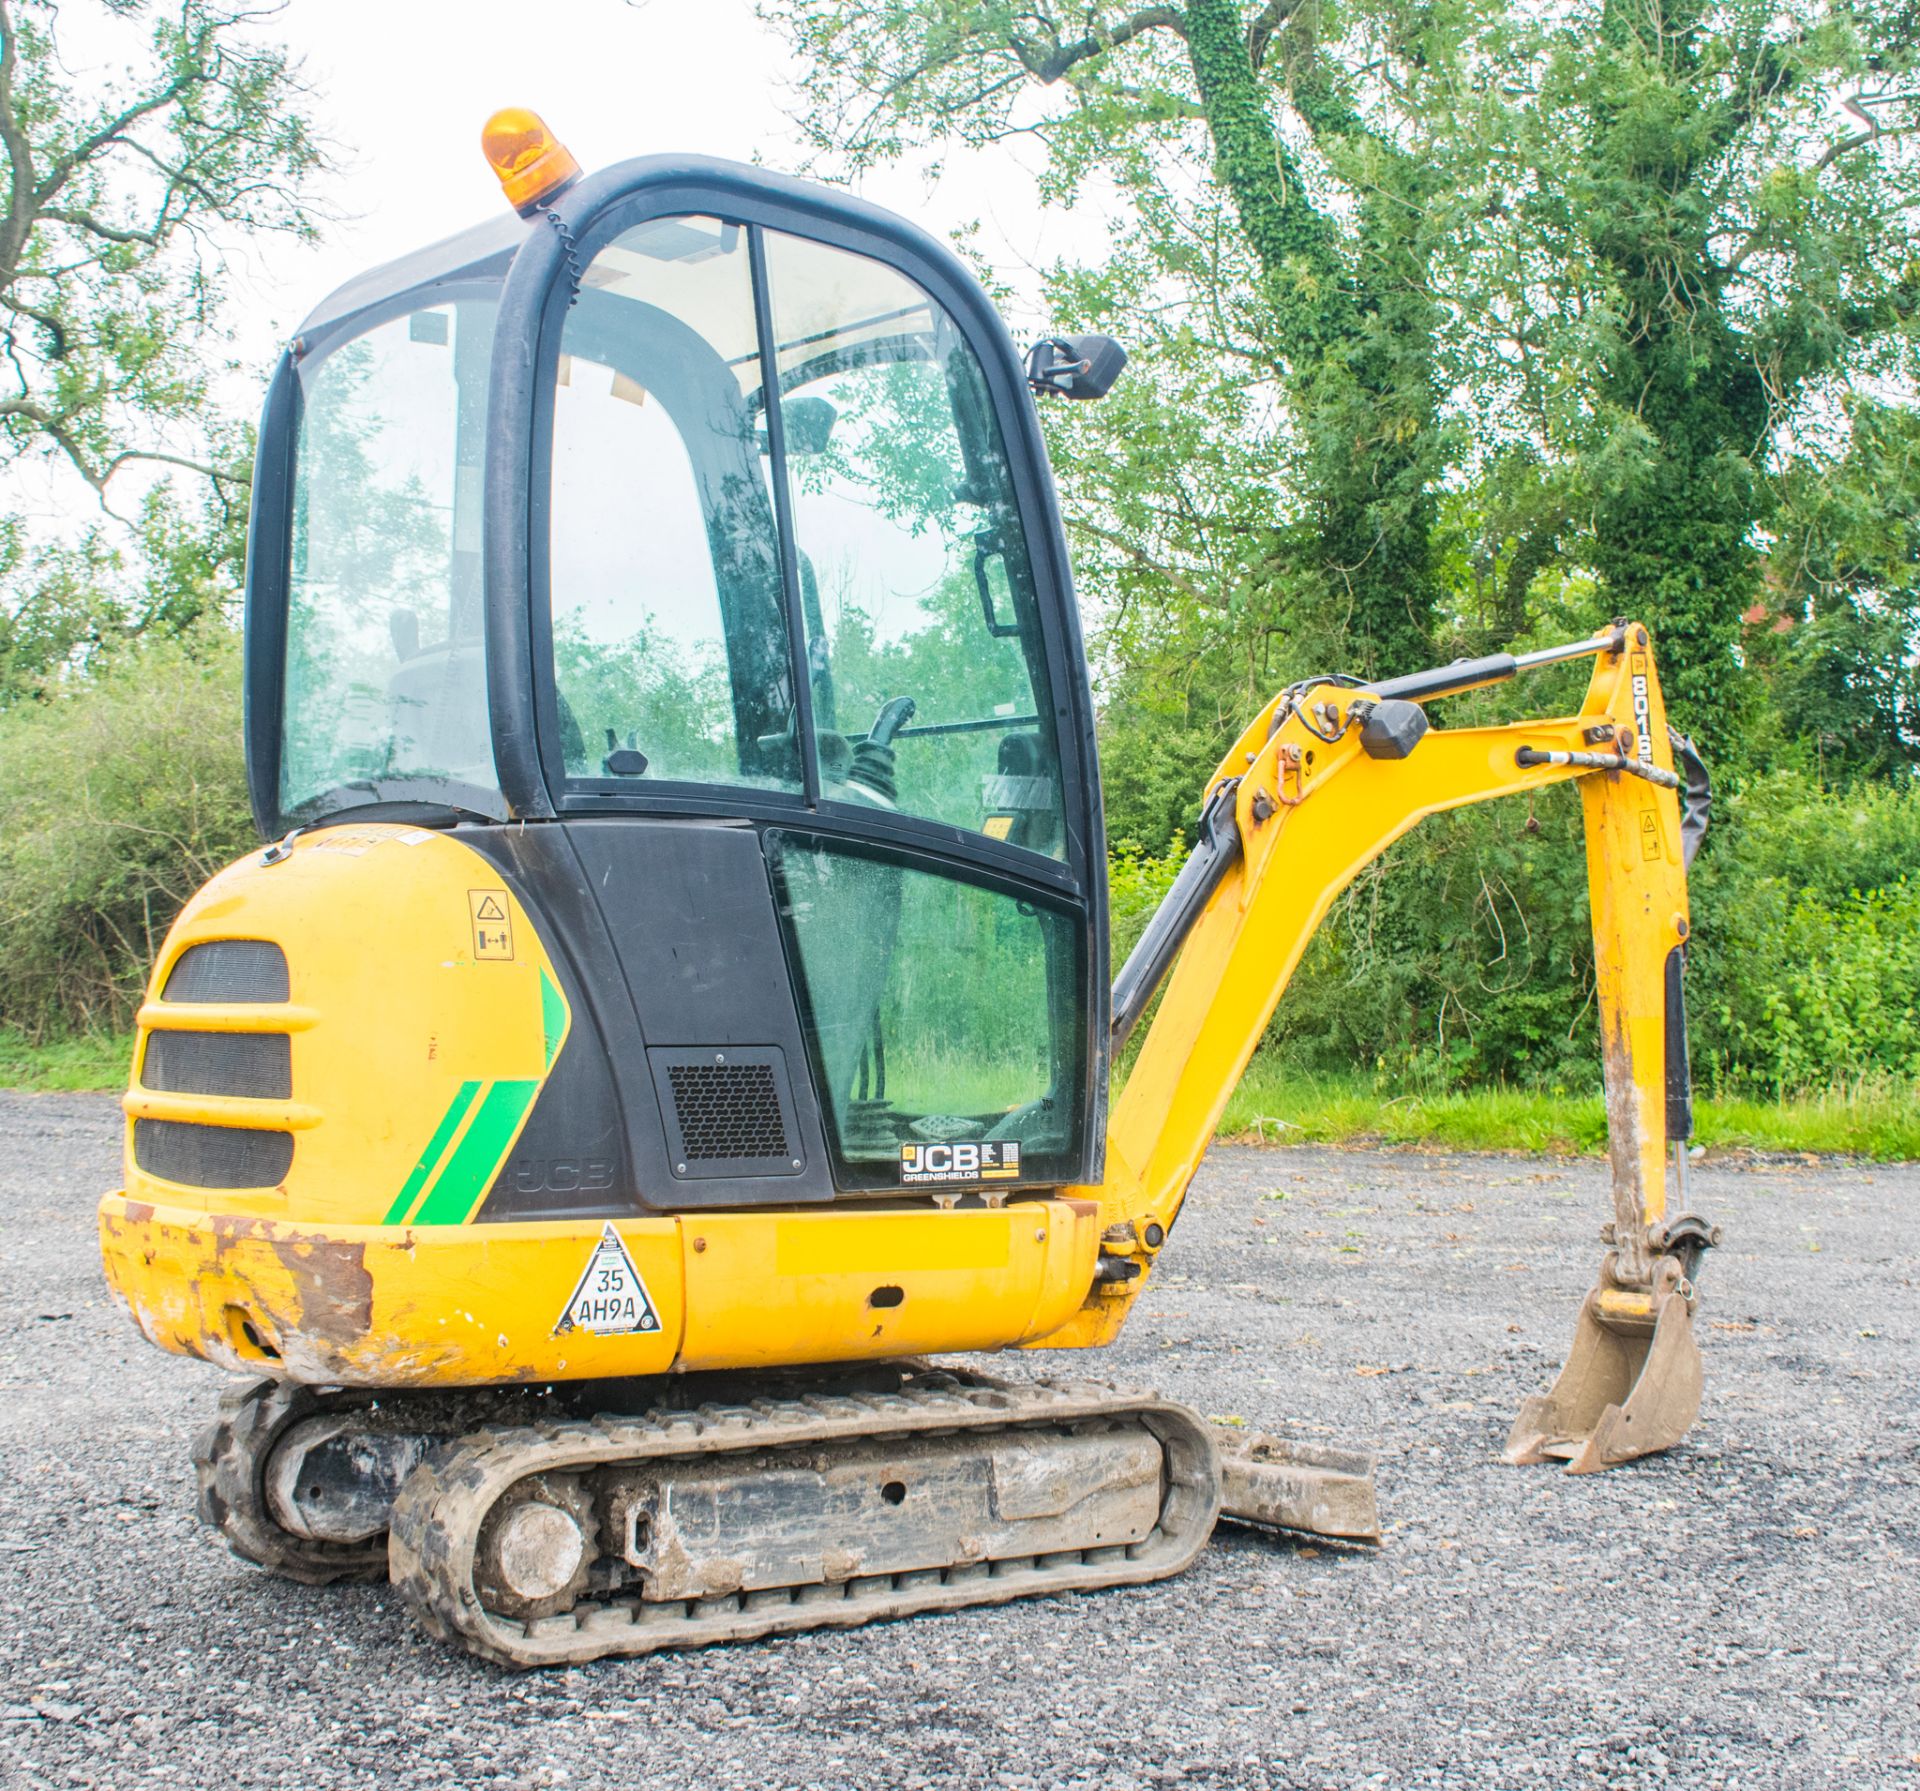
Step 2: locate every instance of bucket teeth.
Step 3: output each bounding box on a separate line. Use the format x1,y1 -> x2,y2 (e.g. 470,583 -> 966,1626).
1505,1274 -> 1704,1474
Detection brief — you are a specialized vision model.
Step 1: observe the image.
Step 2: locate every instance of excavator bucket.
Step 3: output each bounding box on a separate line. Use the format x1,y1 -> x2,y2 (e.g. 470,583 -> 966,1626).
1504,1273 -> 1703,1474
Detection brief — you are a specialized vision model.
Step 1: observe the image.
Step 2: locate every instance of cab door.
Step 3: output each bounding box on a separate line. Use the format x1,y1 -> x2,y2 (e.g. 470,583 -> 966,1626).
485,162 -> 1108,1199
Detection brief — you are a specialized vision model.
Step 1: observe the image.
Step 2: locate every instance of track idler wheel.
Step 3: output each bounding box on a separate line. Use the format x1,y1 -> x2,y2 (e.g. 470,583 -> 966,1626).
1504,1241 -> 1713,1474
194,1379 -> 391,1585
194,1380 -> 582,1585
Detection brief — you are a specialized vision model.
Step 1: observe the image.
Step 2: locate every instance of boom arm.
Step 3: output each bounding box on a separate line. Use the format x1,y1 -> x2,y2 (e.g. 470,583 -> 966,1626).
1046,623 -> 1717,1473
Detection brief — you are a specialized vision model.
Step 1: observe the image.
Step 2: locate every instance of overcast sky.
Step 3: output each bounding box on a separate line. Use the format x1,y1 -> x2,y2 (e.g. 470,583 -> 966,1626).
17,0 -> 1102,532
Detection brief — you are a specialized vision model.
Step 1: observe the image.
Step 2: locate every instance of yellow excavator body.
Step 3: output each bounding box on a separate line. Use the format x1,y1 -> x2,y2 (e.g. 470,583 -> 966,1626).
96,113 -> 1719,1666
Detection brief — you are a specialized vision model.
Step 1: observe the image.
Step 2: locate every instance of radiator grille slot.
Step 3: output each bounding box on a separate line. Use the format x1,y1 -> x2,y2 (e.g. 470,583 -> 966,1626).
134,1119 -> 293,1190
142,1030 -> 292,1100
667,1062 -> 790,1162
163,940 -> 290,1005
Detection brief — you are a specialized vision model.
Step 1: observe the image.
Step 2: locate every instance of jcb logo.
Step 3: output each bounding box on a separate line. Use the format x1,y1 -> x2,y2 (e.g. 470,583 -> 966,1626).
908,1143 -> 979,1177
511,1157 -> 615,1196
900,1140 -> 1021,1185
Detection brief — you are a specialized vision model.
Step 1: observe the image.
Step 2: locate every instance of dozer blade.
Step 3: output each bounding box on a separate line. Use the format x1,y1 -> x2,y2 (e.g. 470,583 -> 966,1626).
1504,1278 -> 1703,1475
1215,1429 -> 1380,1543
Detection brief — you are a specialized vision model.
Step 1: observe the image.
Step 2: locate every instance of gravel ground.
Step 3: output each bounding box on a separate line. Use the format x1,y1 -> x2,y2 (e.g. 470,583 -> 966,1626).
2,1090 -> 1916,1791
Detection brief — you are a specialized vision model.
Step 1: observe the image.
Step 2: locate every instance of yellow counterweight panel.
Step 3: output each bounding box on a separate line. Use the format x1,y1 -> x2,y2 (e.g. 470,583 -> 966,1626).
98,1198 -> 686,1384
119,824 -> 569,1229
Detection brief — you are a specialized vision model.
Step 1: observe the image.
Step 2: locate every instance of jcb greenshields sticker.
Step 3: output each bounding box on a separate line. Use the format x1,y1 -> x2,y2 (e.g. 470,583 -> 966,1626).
900,1140 -> 1021,1185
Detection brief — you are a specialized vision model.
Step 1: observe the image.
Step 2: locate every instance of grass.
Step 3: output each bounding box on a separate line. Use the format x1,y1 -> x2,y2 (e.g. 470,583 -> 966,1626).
1,1030 -> 1913,1159
0,1028 -> 133,1092
1218,1061 -> 1920,1161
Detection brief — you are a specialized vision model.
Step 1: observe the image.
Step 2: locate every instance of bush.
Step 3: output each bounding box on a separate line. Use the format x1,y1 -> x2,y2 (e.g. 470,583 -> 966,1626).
1689,775 -> 1920,1093
0,629 -> 252,1036
1107,836 -> 1184,971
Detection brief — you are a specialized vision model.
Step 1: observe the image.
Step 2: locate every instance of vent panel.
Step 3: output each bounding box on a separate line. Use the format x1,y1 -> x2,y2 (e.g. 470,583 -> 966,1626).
668,1062 -> 789,1161
648,1048 -> 804,1180
134,1119 -> 293,1190
142,1031 -> 292,1100
163,940 -> 290,1005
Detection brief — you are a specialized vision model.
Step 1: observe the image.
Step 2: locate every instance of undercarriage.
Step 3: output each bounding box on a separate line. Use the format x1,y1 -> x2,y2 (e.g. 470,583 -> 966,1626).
196,1365 -> 1380,1669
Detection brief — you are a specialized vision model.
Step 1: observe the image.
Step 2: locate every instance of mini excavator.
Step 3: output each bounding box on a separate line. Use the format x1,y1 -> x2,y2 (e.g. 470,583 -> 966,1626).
98,113 -> 1720,1668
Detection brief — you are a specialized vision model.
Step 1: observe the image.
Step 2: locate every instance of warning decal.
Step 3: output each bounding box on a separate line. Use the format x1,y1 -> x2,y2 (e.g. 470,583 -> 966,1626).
900,1140 -> 1022,1185
554,1223 -> 662,1337
468,888 -> 514,961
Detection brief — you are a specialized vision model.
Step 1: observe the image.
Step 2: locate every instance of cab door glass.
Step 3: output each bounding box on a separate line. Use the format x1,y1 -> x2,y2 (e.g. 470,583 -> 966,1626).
548,216 -> 800,792
761,230 -> 1068,858
768,833 -> 1083,1189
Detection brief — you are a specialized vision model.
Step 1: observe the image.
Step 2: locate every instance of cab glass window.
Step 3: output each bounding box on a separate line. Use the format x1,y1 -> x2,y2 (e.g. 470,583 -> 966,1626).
763,231 -> 1068,858
547,215 -> 801,793
768,834 -> 1083,1189
282,299 -> 498,819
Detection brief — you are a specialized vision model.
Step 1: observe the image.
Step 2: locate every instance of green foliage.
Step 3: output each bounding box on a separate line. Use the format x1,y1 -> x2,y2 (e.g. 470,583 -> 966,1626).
1688,776 -> 1920,1093
770,0 -> 1920,762
0,475 -> 246,697
1107,834 -> 1185,965
0,0 -> 324,505
1197,769 -> 1920,1099
768,0 -> 1456,716
1758,398 -> 1920,781
0,627 -> 252,1036
0,1026 -> 131,1091
1267,783 -> 1606,1090
1459,0 -> 1920,748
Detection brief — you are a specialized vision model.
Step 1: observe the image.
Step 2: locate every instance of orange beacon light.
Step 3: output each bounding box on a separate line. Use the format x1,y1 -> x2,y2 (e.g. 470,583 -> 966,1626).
481,108 -> 581,215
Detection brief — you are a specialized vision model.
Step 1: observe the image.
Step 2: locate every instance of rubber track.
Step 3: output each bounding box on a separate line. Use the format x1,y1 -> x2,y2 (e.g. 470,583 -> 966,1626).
194,1379 -> 574,1586
194,1380 -> 392,1586
387,1368 -> 1223,1668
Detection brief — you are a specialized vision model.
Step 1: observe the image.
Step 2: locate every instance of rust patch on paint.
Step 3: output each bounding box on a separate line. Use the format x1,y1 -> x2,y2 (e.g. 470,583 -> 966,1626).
268,1236 -> 375,1347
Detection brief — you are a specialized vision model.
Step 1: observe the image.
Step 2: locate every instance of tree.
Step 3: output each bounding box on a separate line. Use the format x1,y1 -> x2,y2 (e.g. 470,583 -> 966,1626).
769,0 -> 1478,689
1754,395 -> 1920,781
0,469 -> 245,697
1464,0 -> 1920,747
0,0 -> 323,511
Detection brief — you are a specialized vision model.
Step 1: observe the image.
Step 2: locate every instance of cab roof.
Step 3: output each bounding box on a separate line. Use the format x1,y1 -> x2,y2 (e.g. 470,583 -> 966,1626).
294,209 -> 532,342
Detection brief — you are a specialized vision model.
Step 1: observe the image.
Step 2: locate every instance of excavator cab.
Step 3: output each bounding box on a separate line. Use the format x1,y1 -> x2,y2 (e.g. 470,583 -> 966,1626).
243,151 -> 1110,1212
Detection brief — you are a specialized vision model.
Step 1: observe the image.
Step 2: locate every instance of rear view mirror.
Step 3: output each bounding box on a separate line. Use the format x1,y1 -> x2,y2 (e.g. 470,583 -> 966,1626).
1025,334 -> 1127,400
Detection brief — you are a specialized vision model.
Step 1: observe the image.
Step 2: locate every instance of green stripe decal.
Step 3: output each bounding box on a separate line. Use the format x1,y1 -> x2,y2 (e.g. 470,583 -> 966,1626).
384,1080 -> 483,1225
410,1078 -> 541,1225
540,967 -> 569,1070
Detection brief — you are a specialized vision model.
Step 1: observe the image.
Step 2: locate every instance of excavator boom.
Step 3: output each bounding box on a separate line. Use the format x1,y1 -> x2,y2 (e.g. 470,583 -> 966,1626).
1048,621 -> 1716,1470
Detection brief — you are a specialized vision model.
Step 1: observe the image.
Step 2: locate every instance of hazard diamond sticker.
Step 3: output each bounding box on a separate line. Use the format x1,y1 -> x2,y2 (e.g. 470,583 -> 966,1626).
554,1223 -> 661,1337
